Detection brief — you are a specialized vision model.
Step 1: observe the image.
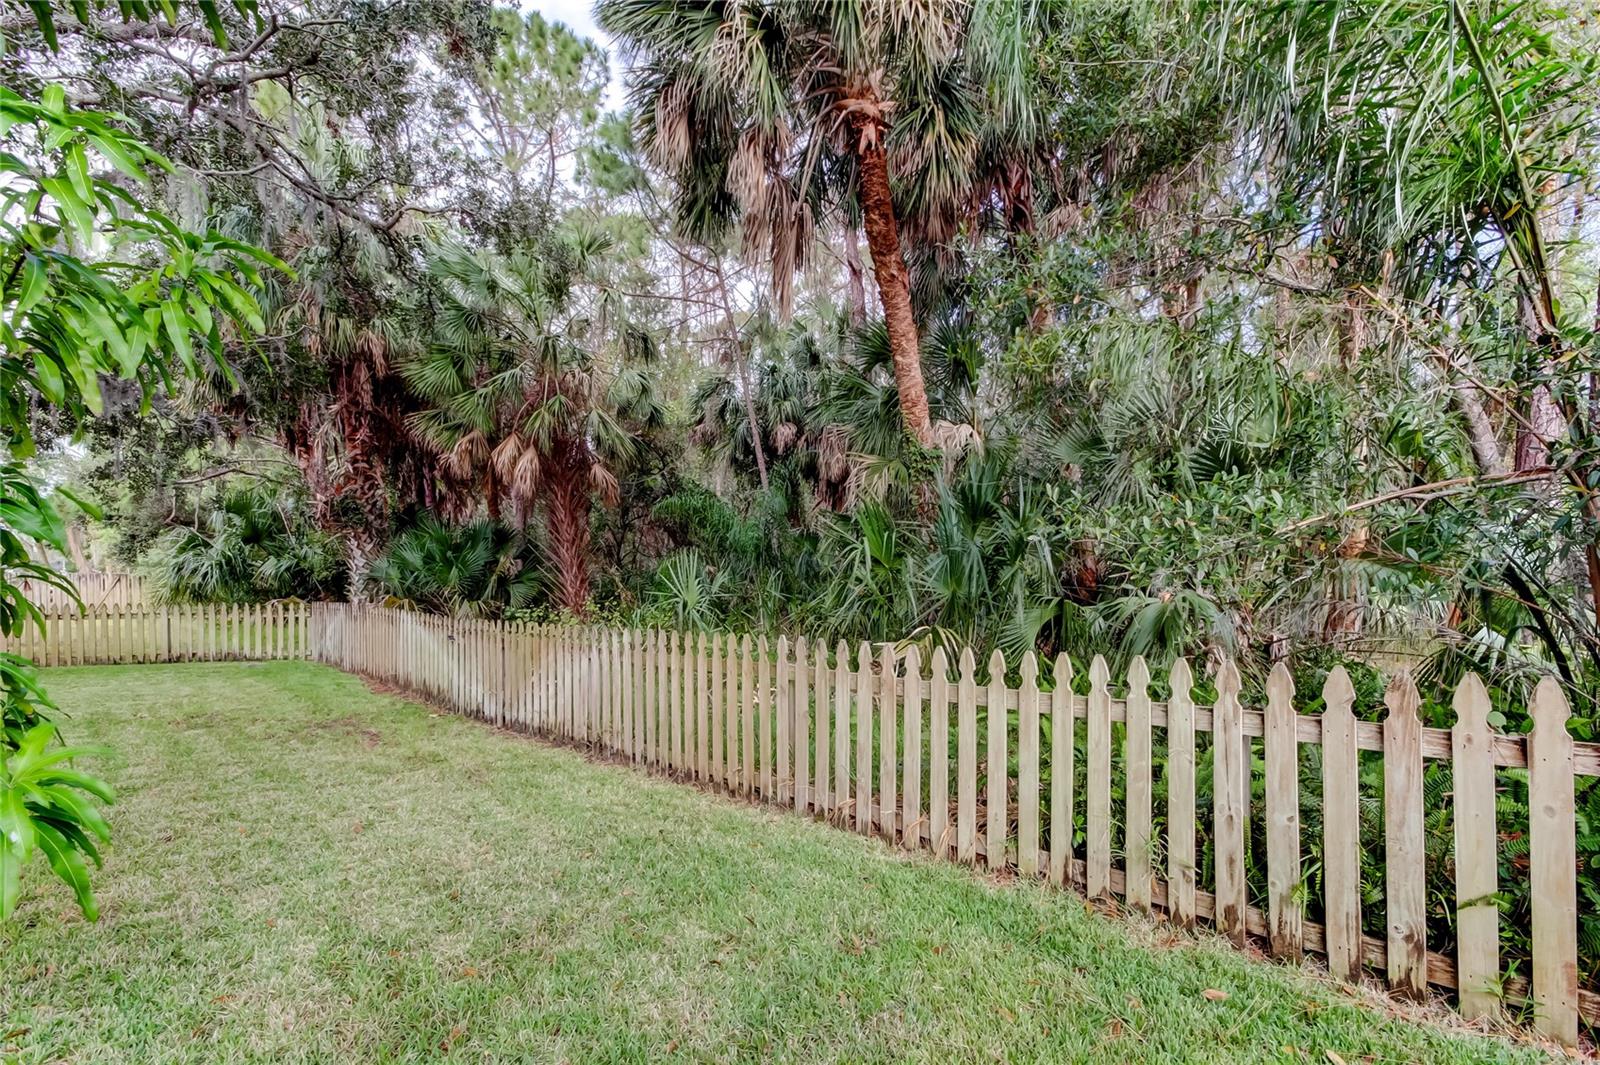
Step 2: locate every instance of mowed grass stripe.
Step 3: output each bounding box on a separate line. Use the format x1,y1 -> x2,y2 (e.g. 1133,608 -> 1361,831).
1,663 -> 1552,1064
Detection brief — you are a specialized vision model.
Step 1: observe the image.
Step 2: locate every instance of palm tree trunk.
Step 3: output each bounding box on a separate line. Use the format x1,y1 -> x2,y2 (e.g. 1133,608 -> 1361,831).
854,135 -> 934,447
545,466 -> 591,616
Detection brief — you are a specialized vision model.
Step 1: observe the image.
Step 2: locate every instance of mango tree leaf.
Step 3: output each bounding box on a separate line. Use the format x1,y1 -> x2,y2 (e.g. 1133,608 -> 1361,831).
0,845 -> 19,921
32,820 -> 97,920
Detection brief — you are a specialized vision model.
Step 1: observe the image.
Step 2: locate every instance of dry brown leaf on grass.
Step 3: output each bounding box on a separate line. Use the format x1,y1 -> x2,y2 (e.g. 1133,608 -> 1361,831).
1324,1051 -> 1347,1065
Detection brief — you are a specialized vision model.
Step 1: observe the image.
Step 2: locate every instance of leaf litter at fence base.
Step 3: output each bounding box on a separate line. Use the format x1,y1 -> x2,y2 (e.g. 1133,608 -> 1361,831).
0,662 -> 1566,1064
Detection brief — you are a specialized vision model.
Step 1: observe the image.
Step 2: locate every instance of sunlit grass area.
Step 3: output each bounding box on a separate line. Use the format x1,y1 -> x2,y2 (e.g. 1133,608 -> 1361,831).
1,663 -> 1552,1063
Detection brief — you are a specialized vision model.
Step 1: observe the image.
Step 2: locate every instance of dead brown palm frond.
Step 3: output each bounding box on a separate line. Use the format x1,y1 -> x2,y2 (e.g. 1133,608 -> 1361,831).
490,431 -> 526,482
728,128 -> 773,215
772,421 -> 800,454
818,423 -> 852,484
510,446 -> 542,501
650,75 -> 694,169
930,419 -> 982,458
445,429 -> 487,479
589,462 -> 620,508
355,328 -> 388,376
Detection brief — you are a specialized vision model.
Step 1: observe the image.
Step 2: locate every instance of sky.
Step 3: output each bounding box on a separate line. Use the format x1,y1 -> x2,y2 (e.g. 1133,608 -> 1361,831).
525,0 -> 627,110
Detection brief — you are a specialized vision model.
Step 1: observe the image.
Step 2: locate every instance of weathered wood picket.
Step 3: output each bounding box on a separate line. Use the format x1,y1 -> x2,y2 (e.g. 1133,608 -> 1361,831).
1,602 -> 310,664
301,605 -> 1599,1044
14,571 -> 150,612
17,600 -> 1594,1045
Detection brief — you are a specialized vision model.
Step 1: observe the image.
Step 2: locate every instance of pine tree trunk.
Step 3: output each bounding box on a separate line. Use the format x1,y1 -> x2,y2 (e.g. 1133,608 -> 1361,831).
545,465 -> 591,616
843,226 -> 867,328
709,255 -> 770,490
854,134 -> 933,447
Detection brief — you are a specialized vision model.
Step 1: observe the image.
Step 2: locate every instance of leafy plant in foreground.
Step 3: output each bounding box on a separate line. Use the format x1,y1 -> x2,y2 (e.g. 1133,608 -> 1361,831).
1,73 -> 284,919
0,720 -> 114,921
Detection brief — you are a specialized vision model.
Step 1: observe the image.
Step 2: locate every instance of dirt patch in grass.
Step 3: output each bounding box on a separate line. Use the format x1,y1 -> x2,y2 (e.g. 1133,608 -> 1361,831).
311,714 -> 384,747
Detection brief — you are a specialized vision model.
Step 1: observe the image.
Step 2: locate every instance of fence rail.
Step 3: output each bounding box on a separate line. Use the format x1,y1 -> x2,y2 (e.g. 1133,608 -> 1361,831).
303,604 -> 1596,1046
3,602 -> 310,664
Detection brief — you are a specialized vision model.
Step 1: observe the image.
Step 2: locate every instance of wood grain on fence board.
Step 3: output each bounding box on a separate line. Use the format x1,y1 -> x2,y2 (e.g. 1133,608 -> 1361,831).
1167,659 -> 1196,926
776,635 -> 791,804
1264,662 -> 1302,961
1087,655 -> 1111,900
1017,653 -> 1040,878
835,641 -> 852,827
710,633 -> 724,786
986,649 -> 1008,872
929,648 -> 951,859
1125,656 -> 1152,911
878,643 -> 896,840
757,635 -> 770,798
956,648 -> 978,865
795,636 -> 811,814
855,641 -> 873,836
1213,659 -> 1247,947
902,646 -> 923,850
1383,671 -> 1427,1000
1529,677 -> 1579,1045
814,638 -> 831,816
1048,653 -> 1073,888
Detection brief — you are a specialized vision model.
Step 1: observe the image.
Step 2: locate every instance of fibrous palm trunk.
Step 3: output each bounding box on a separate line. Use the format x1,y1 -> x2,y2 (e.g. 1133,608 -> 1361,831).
854,132 -> 934,448
544,459 -> 591,616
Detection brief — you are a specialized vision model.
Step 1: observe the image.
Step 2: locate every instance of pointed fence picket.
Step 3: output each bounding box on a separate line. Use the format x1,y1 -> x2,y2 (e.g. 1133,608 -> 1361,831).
4,602 -> 310,667
18,601 -> 1596,1045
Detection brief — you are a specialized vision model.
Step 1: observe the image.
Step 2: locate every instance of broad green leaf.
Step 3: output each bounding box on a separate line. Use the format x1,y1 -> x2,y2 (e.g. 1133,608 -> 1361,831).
88,131 -> 153,183
41,176 -> 95,242
0,845 -> 19,921
55,485 -> 103,521
161,300 -> 196,375
28,2 -> 58,51
33,821 -> 97,920
34,768 -> 114,805
13,254 -> 46,319
183,288 -> 214,337
32,352 -> 65,405
0,789 -> 36,862
65,142 -> 93,204
202,2 -> 229,47
0,495 -> 67,550
31,784 -> 111,843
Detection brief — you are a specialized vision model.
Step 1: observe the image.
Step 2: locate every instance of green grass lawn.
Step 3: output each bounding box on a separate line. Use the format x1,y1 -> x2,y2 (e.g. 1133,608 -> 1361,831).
0,663 -> 1553,1064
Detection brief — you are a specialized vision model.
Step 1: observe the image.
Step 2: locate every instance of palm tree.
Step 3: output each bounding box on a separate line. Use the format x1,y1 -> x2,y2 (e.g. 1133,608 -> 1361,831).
399,237 -> 663,615
366,515 -> 542,617
598,0 -> 1039,448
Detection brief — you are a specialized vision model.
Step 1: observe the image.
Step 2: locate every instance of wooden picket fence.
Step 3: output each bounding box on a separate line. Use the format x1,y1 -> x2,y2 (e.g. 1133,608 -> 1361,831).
5,602 -> 311,664
15,571 -> 151,612
304,604 -> 1597,1045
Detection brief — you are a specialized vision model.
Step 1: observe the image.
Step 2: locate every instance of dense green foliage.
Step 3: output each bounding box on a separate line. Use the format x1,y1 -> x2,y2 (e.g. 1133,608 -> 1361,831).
145,484 -> 345,604
1,71 -> 281,919
7,0 -> 1600,1014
